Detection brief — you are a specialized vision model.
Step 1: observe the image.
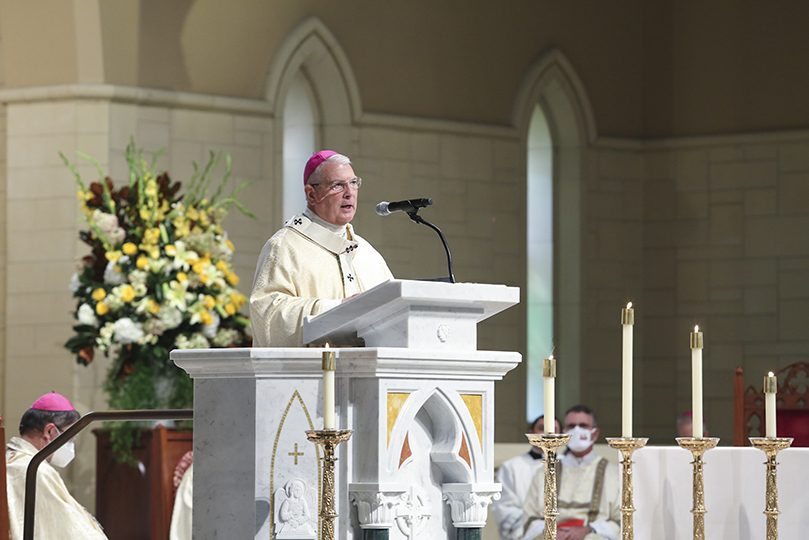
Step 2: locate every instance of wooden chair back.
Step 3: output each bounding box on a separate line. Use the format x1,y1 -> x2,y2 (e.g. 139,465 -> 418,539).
734,362 -> 809,446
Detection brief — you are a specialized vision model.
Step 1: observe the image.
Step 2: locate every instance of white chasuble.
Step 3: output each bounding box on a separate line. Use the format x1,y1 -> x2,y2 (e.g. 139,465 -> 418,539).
6,437 -> 108,540
250,212 -> 393,347
521,454 -> 621,540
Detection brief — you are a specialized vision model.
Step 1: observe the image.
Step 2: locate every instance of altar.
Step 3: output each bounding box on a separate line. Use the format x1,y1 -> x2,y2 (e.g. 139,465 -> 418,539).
633,445 -> 809,540
171,280 -> 521,539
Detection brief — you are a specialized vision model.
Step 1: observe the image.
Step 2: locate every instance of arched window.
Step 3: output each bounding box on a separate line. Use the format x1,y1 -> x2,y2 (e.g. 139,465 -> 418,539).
526,104 -> 554,422
282,72 -> 316,222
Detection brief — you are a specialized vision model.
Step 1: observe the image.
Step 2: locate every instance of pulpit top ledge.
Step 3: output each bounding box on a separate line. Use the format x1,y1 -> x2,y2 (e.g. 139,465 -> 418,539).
302,279 -> 520,351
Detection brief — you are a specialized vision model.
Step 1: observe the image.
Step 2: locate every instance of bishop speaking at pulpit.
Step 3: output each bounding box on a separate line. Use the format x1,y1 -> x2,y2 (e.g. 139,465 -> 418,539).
172,149 -> 522,539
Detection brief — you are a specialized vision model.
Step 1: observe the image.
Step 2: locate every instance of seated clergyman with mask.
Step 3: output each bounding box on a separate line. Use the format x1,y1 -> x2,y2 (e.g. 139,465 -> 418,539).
6,392 -> 107,540
250,151 -> 394,347
521,405 -> 621,540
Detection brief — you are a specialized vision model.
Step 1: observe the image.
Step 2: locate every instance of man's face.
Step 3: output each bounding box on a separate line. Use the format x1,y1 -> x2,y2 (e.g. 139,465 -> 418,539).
564,411 -> 597,439
305,161 -> 358,226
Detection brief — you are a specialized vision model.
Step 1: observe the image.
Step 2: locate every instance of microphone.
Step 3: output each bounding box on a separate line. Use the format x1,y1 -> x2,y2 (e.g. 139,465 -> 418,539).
376,198 -> 433,216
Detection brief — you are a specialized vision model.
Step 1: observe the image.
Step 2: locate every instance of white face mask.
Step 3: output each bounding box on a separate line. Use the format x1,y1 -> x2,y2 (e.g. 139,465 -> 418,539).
565,426 -> 596,453
49,428 -> 76,468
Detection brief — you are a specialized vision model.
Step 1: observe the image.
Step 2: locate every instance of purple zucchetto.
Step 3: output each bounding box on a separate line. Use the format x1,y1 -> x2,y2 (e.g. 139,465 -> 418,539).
303,150 -> 339,185
30,392 -> 76,412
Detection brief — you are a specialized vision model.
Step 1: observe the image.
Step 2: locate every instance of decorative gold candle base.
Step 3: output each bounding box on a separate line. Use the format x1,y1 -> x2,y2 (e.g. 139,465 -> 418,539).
676,437 -> 719,540
526,433 -> 572,540
749,437 -> 793,540
606,437 -> 648,540
306,429 -> 353,540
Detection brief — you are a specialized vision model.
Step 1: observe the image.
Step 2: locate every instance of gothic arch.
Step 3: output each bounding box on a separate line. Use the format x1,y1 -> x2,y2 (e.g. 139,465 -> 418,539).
263,16 -> 362,225
264,16 -> 362,126
513,48 -> 596,407
387,388 -> 483,484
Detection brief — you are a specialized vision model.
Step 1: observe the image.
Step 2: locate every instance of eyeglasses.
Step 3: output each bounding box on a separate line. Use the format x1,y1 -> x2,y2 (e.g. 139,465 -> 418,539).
309,177 -> 362,193
565,423 -> 594,430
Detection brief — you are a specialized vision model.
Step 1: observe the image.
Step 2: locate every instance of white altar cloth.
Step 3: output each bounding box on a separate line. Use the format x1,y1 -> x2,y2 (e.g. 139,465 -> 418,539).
633,445 -> 809,540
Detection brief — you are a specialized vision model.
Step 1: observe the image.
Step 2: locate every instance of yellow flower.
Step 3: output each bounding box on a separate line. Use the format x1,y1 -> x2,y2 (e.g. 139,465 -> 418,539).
225,239 -> 235,251
224,303 -> 236,316
200,311 -> 213,326
216,260 -> 228,272
226,271 -> 240,286
136,256 -> 149,270
96,302 -> 109,315
199,212 -> 210,228
147,299 -> 160,314
204,295 -> 216,310
215,224 -> 223,234
105,250 -> 122,263
122,242 -> 138,256
92,288 -> 106,301
121,285 -> 136,303
140,207 -> 151,221
199,274 -> 209,285
148,247 -> 160,259
192,261 -> 206,275
186,206 -> 199,221
176,272 -> 188,282
165,244 -> 177,257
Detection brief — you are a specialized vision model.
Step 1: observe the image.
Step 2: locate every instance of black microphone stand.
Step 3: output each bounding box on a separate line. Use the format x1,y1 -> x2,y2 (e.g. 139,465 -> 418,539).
406,210 -> 456,283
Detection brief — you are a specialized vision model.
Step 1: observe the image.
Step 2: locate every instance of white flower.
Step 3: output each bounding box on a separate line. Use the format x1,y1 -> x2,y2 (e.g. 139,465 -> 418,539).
103,260 -> 126,286
212,328 -> 239,347
96,322 -> 115,352
170,241 -> 198,271
175,333 -> 210,349
69,273 -> 82,293
159,307 -> 183,330
113,318 -> 144,344
201,311 -> 220,339
77,303 -> 98,326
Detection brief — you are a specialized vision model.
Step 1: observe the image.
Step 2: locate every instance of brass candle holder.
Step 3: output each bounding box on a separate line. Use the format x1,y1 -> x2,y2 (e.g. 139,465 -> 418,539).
526,433 -> 572,540
749,437 -> 793,540
306,429 -> 353,540
606,437 -> 648,540
676,437 -> 719,540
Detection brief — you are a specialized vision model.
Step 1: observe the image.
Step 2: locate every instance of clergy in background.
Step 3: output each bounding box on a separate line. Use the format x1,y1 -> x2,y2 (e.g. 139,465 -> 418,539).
6,392 -> 107,540
250,151 -> 393,347
521,405 -> 620,540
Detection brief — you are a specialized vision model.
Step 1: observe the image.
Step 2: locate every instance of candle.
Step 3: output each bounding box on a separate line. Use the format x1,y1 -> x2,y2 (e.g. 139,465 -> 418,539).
621,303 -> 634,438
690,325 -> 704,439
765,372 -> 777,438
543,356 -> 556,434
323,344 -> 336,430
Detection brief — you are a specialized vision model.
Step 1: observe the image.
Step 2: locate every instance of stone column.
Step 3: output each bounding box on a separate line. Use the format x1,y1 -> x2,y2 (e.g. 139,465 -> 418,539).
442,483 -> 501,540
349,484 -> 407,540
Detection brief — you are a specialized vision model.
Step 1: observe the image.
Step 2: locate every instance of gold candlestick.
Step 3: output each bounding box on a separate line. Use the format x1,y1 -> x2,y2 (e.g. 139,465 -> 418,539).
526,433 -> 572,540
606,437 -> 648,540
306,429 -> 353,540
749,437 -> 793,540
676,437 -> 719,540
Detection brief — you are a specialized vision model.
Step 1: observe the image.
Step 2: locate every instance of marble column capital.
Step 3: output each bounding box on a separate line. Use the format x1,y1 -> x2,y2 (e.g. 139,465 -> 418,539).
442,483 -> 502,528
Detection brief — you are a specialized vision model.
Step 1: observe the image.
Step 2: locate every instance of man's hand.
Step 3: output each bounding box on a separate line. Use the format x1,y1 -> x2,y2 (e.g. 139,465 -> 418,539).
557,525 -> 591,540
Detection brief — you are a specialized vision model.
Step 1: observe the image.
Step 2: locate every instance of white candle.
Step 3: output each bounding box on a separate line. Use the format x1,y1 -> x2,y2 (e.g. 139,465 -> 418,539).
323,344 -> 336,430
622,303 -> 634,438
543,356 -> 556,434
765,372 -> 777,438
690,326 -> 703,439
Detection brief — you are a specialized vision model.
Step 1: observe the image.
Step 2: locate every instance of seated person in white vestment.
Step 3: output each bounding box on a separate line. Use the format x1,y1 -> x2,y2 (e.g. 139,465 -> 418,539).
5,392 -> 107,540
492,415 -> 561,540
522,405 -> 620,540
250,150 -> 394,347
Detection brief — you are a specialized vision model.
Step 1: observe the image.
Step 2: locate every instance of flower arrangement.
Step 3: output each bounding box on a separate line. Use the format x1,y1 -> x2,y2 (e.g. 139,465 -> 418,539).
64,142 -> 253,462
